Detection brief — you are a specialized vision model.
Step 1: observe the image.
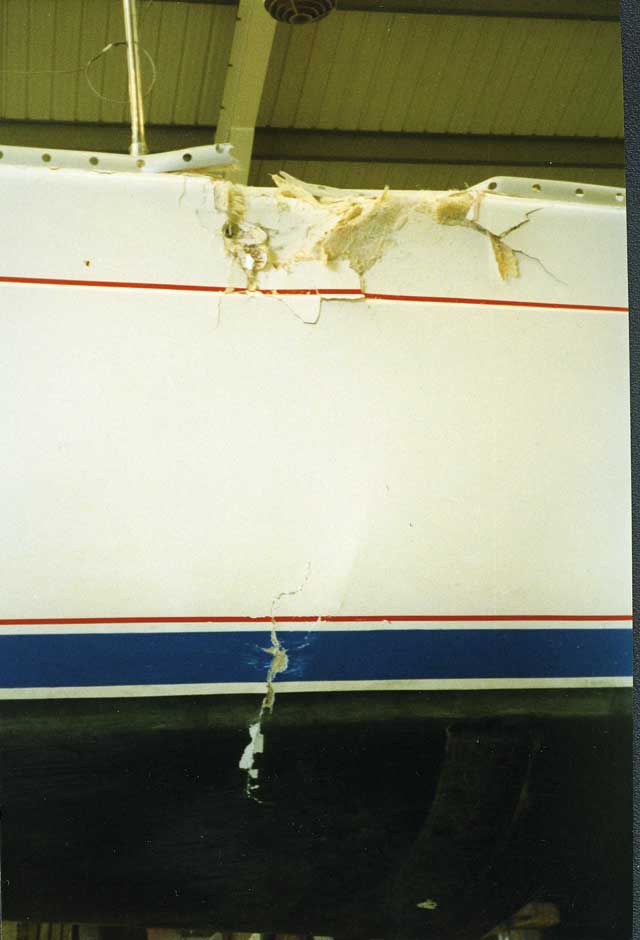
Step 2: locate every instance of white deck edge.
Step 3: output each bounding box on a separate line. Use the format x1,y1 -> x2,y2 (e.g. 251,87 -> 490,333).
0,676 -> 631,699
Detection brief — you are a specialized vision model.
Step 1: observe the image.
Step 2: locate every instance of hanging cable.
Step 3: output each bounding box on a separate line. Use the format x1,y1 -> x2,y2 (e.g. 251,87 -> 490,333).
83,41 -> 156,105
0,14 -> 157,106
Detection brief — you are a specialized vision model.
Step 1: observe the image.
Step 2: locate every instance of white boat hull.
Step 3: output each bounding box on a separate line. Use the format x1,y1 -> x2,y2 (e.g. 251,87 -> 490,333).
0,166 -> 632,697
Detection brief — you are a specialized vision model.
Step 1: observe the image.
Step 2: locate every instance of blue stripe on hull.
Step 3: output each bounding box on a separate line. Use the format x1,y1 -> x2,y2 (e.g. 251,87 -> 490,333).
0,628 -> 631,688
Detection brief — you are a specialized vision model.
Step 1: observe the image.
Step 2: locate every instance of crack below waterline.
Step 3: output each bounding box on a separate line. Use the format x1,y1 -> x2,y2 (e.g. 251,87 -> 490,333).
239,564 -> 311,801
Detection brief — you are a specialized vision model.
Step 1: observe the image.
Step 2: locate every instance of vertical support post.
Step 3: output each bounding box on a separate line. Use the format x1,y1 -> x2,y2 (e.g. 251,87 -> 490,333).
215,0 -> 277,184
122,0 -> 148,157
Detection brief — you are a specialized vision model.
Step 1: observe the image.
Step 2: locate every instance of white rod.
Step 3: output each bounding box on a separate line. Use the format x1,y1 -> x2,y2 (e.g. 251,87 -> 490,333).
122,0 -> 148,156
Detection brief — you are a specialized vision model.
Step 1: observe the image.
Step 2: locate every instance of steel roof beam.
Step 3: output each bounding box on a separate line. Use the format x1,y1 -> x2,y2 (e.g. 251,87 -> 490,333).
0,121 -> 624,171
153,0 -> 620,23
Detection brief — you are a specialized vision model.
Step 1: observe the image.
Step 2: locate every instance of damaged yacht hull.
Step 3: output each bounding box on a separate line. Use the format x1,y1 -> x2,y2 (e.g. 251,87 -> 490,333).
0,167 -> 632,699
0,163 -> 632,937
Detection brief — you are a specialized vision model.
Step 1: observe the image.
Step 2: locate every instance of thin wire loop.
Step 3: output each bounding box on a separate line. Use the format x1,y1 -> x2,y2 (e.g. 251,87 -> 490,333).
0,39 -> 157,105
84,41 -> 157,104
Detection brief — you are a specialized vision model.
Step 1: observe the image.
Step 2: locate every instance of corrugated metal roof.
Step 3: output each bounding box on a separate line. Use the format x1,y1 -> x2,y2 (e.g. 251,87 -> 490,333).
257,11 -> 624,137
0,3 -> 624,138
0,0 -> 236,126
0,1 -> 625,191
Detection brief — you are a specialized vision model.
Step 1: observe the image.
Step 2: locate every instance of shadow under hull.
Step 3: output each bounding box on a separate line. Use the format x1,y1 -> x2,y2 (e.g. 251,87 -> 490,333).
0,689 -> 631,940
